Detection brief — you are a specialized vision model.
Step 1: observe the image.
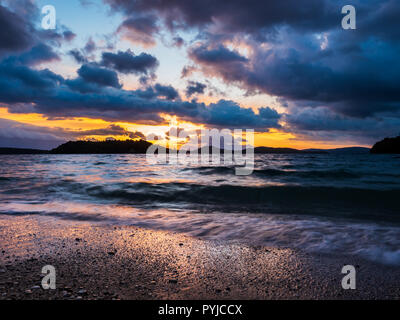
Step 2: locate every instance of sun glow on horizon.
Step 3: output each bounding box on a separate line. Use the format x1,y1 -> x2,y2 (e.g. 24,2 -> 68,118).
0,107 -> 369,149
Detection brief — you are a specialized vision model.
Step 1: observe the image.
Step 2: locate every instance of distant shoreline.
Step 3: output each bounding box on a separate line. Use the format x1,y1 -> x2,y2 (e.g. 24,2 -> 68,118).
0,140 -> 371,155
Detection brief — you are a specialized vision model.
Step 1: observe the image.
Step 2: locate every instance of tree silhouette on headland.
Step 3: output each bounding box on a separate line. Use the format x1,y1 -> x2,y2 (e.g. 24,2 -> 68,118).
50,140 -> 153,154
370,136 -> 400,154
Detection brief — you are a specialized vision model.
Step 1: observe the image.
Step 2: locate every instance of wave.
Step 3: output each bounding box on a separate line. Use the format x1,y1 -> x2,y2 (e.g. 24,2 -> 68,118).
82,182 -> 400,223
256,168 -> 361,179
186,166 -> 361,179
2,154 -> 400,266
1,201 -> 399,266
2,176 -> 400,223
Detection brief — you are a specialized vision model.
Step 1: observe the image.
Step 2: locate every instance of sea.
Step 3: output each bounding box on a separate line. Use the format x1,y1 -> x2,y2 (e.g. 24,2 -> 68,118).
0,153 -> 399,265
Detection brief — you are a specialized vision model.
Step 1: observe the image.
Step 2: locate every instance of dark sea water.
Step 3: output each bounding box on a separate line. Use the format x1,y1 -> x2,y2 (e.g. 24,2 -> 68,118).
1,154 -> 400,265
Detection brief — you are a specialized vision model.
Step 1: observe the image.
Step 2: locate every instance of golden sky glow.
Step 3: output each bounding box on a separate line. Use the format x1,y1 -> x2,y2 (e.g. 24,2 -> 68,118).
0,107 -> 368,149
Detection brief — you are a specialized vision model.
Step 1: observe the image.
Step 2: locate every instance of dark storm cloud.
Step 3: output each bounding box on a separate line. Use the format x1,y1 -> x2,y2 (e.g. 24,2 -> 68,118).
194,100 -> 281,129
0,1 -> 291,133
134,84 -> 178,101
63,30 -> 77,42
154,84 -> 179,100
10,0 -> 400,144
190,45 -> 248,64
119,15 -> 159,36
105,0 -> 400,141
15,44 -> 60,66
284,107 -> 400,144
0,53 -> 280,129
117,14 -> 159,46
101,50 -> 159,75
182,3 -> 400,118
286,107 -> 378,132
186,81 -> 206,97
0,2 -> 79,59
0,5 -> 34,56
77,64 -> 122,89
0,59 -> 63,104
65,77 -> 101,94
69,49 -> 88,64
190,40 -> 400,118
104,0 -> 342,36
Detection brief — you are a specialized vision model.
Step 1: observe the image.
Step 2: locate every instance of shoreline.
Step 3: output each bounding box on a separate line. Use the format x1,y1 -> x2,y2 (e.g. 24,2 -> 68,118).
0,215 -> 399,300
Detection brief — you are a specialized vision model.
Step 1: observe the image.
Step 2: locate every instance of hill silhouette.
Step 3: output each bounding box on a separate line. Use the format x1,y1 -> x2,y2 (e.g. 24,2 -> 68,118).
1,140 -> 371,155
50,140 -> 152,154
0,147 -> 47,154
371,136 -> 400,154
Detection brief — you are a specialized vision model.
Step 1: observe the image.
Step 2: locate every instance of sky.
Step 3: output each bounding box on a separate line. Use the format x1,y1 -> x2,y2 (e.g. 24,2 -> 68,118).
0,0 -> 399,150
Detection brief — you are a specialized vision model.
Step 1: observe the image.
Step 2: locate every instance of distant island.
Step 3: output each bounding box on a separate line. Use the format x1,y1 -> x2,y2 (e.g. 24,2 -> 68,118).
50,140 -> 152,154
0,140 -> 372,155
0,147 -> 47,155
370,136 -> 400,154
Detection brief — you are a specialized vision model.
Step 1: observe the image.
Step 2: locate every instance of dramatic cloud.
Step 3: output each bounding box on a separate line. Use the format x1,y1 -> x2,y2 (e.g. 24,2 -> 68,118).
190,44 -> 248,64
77,64 -> 122,89
104,0 -> 341,36
104,0 -> 400,142
0,4 -> 34,56
285,107 -> 400,144
186,81 -> 206,97
2,0 -> 400,147
193,100 -> 281,129
14,44 -> 60,66
0,2 -> 76,58
69,49 -> 87,64
154,84 -> 179,100
0,59 -> 64,104
0,53 -> 280,129
101,50 -> 159,75
62,30 -> 77,42
117,14 -> 159,47
190,40 -> 400,118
